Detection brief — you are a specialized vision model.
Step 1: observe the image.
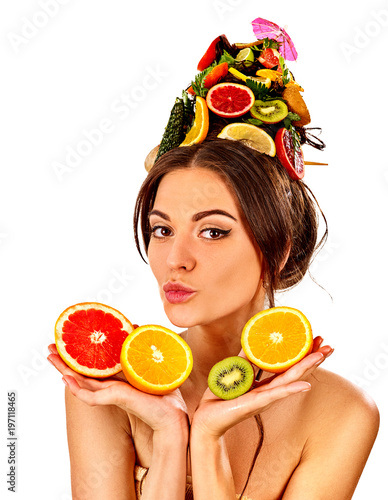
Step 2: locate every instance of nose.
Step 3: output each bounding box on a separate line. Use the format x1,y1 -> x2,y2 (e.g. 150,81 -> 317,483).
166,234 -> 196,272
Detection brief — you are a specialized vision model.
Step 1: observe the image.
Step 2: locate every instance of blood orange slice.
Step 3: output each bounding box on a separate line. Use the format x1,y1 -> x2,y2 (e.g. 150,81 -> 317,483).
275,128 -> 305,180
55,302 -> 134,378
206,82 -> 255,118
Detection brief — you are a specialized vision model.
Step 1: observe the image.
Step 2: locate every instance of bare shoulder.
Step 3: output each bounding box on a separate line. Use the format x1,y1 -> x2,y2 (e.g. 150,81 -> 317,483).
279,368 -> 380,498
305,367 -> 380,437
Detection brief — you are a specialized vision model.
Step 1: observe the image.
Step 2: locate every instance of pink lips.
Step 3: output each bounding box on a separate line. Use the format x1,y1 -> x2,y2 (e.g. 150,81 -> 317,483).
163,282 -> 196,304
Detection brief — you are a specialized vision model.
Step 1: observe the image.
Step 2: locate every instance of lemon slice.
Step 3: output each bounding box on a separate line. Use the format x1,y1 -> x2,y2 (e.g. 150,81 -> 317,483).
229,67 -> 248,82
218,123 -> 276,157
235,47 -> 255,66
248,76 -> 271,88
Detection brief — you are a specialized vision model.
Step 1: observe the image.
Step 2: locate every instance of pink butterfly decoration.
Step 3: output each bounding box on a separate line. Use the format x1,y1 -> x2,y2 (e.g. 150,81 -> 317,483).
251,17 -> 298,61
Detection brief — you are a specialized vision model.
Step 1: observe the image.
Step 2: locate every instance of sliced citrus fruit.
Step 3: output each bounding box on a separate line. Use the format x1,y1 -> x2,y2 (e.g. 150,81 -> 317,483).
228,68 -> 271,88
241,307 -> 313,374
55,302 -> 134,378
120,325 -> 193,395
249,76 -> 271,88
256,69 -> 282,81
217,122 -> 276,157
229,67 -> 248,82
206,82 -> 255,118
255,69 -> 304,91
235,47 -> 254,66
180,96 -> 209,146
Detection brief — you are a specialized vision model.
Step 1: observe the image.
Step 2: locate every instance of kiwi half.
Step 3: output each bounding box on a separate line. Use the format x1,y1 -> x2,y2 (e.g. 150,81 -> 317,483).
208,356 -> 254,400
250,99 -> 288,124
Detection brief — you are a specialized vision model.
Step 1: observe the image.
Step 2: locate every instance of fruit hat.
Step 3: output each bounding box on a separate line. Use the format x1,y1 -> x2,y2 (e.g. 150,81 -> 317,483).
145,17 -> 326,180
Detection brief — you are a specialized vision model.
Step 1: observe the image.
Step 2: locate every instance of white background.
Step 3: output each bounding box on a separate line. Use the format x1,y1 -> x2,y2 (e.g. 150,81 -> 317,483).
1,0 -> 387,498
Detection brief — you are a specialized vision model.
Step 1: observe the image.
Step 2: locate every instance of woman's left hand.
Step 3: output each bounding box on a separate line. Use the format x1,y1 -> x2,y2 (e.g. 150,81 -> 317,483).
191,337 -> 333,438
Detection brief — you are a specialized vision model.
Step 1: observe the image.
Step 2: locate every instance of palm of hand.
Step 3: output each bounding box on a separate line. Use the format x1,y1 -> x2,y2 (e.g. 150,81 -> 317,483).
48,344 -> 188,432
192,341 -> 332,438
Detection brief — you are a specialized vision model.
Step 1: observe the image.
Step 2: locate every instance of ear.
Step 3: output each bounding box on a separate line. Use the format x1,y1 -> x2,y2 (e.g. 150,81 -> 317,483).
280,240 -> 291,272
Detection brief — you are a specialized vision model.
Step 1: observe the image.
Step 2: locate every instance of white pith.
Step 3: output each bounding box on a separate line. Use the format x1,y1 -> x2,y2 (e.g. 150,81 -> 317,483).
90,331 -> 107,344
269,332 -> 283,343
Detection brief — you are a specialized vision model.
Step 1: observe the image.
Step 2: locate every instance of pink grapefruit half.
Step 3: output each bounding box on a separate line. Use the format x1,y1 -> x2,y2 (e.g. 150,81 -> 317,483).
55,302 -> 134,378
206,82 -> 255,118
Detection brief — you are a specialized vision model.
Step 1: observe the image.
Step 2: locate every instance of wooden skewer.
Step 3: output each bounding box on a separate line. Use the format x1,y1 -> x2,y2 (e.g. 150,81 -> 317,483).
304,161 -> 328,166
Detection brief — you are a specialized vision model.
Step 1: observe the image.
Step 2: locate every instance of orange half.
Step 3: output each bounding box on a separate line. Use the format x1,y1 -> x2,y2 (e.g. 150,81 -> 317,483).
241,307 -> 313,373
120,325 -> 193,395
180,96 -> 209,146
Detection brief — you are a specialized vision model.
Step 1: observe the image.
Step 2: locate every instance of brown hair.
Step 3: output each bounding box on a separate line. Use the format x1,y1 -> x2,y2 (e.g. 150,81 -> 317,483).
134,138 -> 327,308
133,138 -> 328,496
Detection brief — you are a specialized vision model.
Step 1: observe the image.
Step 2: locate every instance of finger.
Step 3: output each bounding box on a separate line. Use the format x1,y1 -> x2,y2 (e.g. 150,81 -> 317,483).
48,343 -> 58,354
63,375 -> 143,409
201,379 -> 311,426
48,354 -> 110,391
244,380 -> 311,415
263,347 -> 334,390
63,375 -> 122,406
262,351 -> 325,389
312,336 -> 323,352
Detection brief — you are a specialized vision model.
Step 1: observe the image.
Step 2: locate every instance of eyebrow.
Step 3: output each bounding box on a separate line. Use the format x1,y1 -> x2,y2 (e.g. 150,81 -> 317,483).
148,209 -> 237,222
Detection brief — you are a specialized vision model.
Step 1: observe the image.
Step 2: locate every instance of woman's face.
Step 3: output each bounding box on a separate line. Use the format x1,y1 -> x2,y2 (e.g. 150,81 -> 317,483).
147,167 -> 264,329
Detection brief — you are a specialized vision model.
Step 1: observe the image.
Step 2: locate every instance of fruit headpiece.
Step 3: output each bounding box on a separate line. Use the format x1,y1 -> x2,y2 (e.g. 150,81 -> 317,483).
145,17 -> 326,180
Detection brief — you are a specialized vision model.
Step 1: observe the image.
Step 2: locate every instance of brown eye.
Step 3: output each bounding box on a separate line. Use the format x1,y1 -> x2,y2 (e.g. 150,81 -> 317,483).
200,228 -> 231,240
151,226 -> 172,238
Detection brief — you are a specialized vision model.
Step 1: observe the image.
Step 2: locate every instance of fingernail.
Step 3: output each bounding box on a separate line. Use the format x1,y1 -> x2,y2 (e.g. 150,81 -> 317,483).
62,377 -> 68,386
314,353 -> 324,365
327,348 -> 335,358
302,384 -> 311,392
47,357 -> 54,366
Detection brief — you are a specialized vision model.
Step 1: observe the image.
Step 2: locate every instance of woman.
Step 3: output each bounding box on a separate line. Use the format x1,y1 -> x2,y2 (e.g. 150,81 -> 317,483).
48,139 -> 379,499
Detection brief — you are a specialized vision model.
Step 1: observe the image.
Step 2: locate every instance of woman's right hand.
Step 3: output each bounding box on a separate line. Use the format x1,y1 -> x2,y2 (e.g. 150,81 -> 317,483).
47,344 -> 189,434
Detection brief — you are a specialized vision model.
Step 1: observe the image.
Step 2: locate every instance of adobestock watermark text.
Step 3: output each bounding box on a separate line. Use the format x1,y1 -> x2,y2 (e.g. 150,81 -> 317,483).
51,64 -> 168,182
340,7 -> 388,62
7,0 -> 72,54
349,340 -> 388,389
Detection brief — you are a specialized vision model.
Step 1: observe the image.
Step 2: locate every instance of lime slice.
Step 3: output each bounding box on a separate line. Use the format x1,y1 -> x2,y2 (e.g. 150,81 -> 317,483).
235,48 -> 254,66
218,123 -> 276,157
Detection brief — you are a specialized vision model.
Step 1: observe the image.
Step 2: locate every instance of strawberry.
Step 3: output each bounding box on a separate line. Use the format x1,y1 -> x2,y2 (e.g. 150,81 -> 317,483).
197,36 -> 221,71
258,48 -> 281,69
203,62 -> 229,89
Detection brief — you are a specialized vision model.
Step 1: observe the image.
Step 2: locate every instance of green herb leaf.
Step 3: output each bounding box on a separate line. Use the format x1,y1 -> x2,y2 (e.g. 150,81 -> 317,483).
243,118 -> 264,126
283,112 -> 301,130
218,50 -> 235,67
190,50 -> 235,97
191,66 -> 213,97
262,37 -> 280,50
279,56 -> 291,86
287,112 -> 301,121
245,78 -> 270,100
